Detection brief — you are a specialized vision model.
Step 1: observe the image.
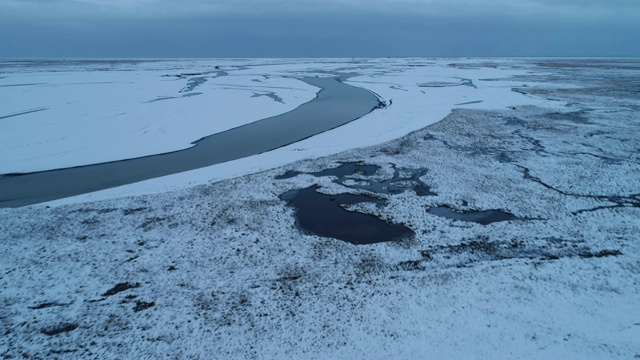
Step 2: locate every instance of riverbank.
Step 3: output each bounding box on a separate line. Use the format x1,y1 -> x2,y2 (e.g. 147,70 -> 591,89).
0,75 -> 380,207
2,58 -> 555,207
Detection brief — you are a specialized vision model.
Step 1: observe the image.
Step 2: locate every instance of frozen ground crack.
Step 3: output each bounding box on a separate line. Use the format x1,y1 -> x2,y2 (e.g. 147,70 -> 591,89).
515,164 -> 640,213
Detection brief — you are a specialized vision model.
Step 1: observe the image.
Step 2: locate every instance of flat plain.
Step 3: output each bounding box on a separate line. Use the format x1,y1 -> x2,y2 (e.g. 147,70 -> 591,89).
1,58 -> 639,359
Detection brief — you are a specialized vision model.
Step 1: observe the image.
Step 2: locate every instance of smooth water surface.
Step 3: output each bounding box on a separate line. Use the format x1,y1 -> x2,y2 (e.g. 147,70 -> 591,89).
280,185 -> 414,245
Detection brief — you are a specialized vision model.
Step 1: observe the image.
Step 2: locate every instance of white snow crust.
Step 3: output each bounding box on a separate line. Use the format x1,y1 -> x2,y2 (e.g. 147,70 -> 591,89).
2,58 -> 568,205
1,58 -> 639,359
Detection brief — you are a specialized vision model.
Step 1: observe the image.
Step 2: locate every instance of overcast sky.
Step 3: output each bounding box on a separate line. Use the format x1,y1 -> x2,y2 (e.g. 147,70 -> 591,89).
1,0 -> 639,58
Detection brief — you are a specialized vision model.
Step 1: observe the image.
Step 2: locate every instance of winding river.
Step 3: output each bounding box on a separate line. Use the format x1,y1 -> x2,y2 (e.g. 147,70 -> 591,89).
0,75 -> 381,208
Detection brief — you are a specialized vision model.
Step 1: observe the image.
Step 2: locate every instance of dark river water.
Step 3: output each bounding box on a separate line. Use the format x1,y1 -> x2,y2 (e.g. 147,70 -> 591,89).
0,76 -> 381,208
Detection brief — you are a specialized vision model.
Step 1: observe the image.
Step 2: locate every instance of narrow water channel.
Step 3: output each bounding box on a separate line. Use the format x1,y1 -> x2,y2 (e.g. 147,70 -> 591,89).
0,76 -> 381,207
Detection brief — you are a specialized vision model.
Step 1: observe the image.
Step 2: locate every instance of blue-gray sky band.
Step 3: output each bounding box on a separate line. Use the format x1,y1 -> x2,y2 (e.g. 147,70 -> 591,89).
1,0 -> 638,57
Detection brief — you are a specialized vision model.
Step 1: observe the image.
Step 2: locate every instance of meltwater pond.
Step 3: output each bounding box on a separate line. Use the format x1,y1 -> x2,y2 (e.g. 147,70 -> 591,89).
275,162 -> 380,180
277,162 -> 436,197
278,162 -> 531,243
280,185 -> 414,245
277,162 -> 434,244
427,206 -> 522,225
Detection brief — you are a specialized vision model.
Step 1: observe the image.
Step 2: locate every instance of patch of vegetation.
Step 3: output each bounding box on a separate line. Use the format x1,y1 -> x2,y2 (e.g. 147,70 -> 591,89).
102,282 -> 140,297
41,324 -> 78,336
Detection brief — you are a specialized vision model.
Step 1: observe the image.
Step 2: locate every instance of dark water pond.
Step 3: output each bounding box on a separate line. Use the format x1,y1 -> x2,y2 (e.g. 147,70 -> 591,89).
278,162 -> 435,196
427,206 -> 521,225
280,185 -> 414,245
277,162 -> 432,244
276,162 -> 380,180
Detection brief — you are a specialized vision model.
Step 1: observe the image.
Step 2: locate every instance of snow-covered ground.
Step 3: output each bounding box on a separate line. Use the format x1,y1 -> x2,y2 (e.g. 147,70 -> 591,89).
1,59 -> 639,359
5,58 -> 564,203
0,59 -> 323,173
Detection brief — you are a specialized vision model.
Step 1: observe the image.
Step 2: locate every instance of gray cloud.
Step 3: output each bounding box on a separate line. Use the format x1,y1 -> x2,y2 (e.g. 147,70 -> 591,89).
2,0 -> 639,21
0,0 -> 638,57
